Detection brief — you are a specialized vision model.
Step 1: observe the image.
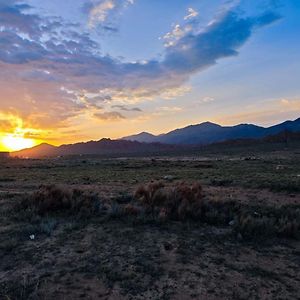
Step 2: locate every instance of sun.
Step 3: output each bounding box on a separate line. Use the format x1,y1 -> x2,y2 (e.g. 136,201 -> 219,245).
1,135 -> 36,152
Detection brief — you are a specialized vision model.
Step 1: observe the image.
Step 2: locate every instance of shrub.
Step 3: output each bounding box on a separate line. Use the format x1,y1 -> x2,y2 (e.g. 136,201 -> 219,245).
134,181 -> 166,210
234,208 -> 300,240
234,215 -> 276,239
123,204 -> 141,216
166,182 -> 203,220
19,185 -> 101,216
134,181 -> 204,221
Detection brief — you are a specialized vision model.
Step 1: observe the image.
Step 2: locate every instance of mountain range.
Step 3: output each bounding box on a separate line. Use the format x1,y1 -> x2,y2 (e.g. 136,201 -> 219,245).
12,139 -> 178,158
122,118 -> 300,145
12,118 -> 300,158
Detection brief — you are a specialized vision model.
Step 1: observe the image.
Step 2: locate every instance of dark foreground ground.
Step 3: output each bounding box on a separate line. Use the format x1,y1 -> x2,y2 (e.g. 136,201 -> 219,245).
0,144 -> 299,299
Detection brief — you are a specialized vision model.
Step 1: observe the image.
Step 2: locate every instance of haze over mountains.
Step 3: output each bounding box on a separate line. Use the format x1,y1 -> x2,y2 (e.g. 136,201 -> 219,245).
12,118 -> 300,158
123,118 -> 300,145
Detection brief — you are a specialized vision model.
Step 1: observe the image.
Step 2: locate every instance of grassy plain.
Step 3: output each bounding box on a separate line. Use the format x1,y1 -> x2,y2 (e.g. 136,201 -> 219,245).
0,143 -> 299,299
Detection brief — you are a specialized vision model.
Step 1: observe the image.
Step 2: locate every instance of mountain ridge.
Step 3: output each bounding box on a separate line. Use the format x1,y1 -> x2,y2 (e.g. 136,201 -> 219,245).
122,118 -> 300,145
11,118 -> 300,158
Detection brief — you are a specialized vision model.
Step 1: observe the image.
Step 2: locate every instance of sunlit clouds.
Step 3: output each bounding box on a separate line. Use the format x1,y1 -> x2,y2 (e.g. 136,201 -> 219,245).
86,0 -> 135,29
0,0 -> 298,150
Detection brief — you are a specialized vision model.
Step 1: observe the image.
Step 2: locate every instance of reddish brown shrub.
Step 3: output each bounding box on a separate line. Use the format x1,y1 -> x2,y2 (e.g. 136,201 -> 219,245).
134,181 -> 204,220
134,181 -> 166,210
123,204 -> 141,216
20,185 -> 100,216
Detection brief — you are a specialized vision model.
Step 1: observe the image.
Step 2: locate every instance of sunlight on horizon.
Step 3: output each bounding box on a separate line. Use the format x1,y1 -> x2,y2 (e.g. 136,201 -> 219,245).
0,114 -> 41,152
0,134 -> 37,152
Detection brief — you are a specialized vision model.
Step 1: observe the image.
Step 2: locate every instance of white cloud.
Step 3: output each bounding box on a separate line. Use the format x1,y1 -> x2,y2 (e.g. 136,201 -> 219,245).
202,96 -> 215,103
87,0 -> 135,28
162,24 -> 193,47
89,0 -> 116,28
184,8 -> 199,20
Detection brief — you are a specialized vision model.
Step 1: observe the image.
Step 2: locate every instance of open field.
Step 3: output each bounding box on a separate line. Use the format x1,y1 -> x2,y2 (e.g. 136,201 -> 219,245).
0,144 -> 299,299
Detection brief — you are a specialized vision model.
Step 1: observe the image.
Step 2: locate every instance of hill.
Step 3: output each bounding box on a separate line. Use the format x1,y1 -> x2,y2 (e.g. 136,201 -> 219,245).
123,118 -> 300,145
12,139 -> 179,158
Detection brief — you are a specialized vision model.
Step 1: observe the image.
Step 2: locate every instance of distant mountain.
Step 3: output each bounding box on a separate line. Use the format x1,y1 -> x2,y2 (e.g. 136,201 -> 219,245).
122,132 -> 157,143
12,143 -> 57,158
12,138 -> 178,158
122,118 -> 300,145
11,118 -> 300,158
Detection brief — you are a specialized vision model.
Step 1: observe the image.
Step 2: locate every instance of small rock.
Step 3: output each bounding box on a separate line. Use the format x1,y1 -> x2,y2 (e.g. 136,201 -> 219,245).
229,220 -> 235,226
163,175 -> 175,181
29,234 -> 35,240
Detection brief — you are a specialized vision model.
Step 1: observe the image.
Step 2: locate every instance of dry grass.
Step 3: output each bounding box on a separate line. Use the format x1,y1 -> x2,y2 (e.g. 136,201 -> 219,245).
134,181 -> 300,240
15,182 -> 300,240
134,181 -> 204,221
234,208 -> 300,239
18,185 -> 101,216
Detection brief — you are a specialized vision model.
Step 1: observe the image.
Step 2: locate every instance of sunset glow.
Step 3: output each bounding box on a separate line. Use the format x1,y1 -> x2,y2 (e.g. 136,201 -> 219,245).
0,114 -> 42,152
1,135 -> 36,152
0,1 -> 299,150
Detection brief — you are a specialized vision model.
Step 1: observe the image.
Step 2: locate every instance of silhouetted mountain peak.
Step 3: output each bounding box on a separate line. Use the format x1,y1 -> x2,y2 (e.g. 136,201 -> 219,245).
11,117 -> 300,158
122,117 -> 300,145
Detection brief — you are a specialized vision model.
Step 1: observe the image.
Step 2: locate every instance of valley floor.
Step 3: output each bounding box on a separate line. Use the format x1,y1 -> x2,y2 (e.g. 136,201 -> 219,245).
0,147 -> 299,299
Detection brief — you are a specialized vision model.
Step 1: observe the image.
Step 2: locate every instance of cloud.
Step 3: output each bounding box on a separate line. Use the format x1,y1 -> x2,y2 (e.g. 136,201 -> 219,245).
184,8 -> 199,20
201,97 -> 215,103
94,111 -> 126,121
163,11 -> 281,74
112,105 -> 142,112
84,0 -> 134,29
88,0 -> 116,27
0,0 -> 281,132
159,106 -> 183,112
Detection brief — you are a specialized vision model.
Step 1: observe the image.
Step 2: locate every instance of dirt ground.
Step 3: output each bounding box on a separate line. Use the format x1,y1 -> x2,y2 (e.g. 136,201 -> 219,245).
0,151 -> 299,299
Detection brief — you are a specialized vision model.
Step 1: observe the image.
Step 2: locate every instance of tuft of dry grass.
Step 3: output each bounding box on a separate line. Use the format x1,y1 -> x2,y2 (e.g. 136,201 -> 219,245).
134,181 -> 204,221
134,181 -> 300,240
18,185 -> 101,216
234,206 -> 300,240
123,204 -> 141,216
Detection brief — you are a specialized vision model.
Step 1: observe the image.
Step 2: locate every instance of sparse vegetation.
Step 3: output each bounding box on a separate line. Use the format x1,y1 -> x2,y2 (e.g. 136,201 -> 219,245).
0,149 -> 299,299
17,185 -> 102,216
234,206 -> 300,239
134,181 -> 204,220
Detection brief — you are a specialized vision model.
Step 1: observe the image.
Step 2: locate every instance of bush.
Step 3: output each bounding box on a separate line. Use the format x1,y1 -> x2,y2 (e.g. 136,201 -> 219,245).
134,181 -> 300,240
234,207 -> 300,240
19,185 -> 101,216
134,181 -> 204,221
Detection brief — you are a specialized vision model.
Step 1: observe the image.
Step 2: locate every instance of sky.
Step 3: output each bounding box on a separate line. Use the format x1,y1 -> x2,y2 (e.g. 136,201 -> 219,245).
0,0 -> 300,151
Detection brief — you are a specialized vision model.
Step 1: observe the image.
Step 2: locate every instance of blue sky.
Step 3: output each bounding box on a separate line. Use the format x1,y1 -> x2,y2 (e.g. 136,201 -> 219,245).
0,0 -> 299,149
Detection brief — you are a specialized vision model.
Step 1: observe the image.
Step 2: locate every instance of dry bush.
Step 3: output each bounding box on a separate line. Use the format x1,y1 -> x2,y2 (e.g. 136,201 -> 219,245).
134,181 -> 166,209
134,181 -> 299,240
134,181 -> 204,220
234,215 -> 276,238
123,204 -> 141,216
165,182 -> 203,220
19,185 -> 101,216
234,207 -> 300,240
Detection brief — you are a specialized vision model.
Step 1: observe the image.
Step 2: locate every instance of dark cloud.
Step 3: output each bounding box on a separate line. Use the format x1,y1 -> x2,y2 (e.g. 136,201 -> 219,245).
163,11 -> 281,74
94,111 -> 126,121
112,105 -> 142,112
